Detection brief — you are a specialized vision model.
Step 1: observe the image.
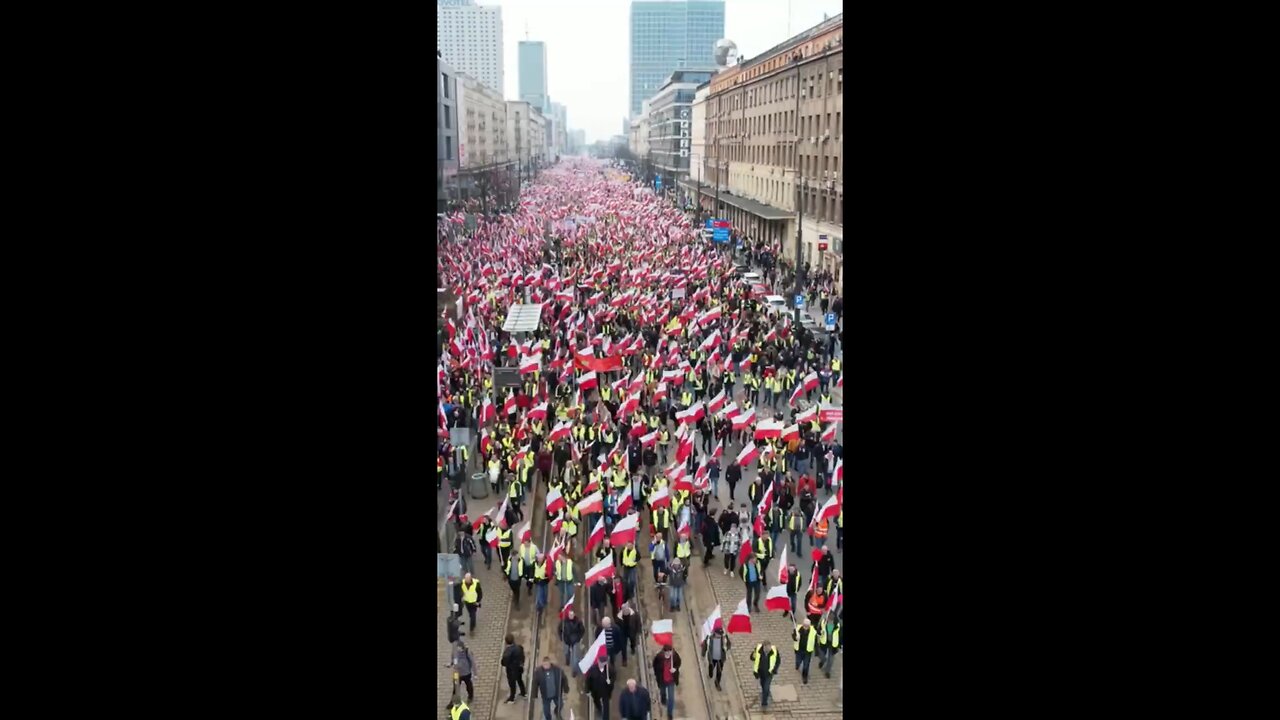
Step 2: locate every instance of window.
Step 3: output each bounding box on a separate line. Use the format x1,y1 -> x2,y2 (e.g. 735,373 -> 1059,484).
444,106 -> 452,130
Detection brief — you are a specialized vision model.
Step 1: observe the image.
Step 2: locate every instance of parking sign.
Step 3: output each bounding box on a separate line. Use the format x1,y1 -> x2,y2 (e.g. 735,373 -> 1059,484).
794,294 -> 805,308
825,312 -> 836,330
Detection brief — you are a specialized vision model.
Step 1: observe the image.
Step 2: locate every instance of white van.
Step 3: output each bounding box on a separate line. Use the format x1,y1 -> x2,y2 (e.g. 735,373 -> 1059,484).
763,295 -> 788,315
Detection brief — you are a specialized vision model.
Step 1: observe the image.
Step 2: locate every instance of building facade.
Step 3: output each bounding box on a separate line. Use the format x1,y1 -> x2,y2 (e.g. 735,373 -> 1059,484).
437,0 -> 504,96
629,100 -> 652,166
506,100 -> 549,174
694,14 -> 843,281
549,102 -> 568,160
518,41 -> 549,113
629,0 -> 725,117
437,52 -> 459,213
457,72 -> 509,169
647,69 -> 716,197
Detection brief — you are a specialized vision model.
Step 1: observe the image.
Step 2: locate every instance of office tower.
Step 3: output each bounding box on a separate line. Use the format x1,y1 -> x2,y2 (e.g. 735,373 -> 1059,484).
437,0 -> 504,96
629,0 -> 725,117
518,41 -> 549,113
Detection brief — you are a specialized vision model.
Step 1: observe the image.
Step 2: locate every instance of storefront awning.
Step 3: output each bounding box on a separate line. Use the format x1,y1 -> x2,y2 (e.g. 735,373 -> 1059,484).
677,180 -> 795,220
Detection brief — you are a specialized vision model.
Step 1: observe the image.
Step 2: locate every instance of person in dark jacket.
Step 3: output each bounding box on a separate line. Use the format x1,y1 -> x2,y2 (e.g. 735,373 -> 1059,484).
701,511 -> 721,565
447,607 -> 465,644
585,655 -> 615,720
559,609 -> 586,677
652,644 -> 682,718
617,602 -> 641,657
725,461 -> 742,500
502,633 -> 528,703
531,657 -> 569,720
619,678 -> 651,720
589,576 -> 611,630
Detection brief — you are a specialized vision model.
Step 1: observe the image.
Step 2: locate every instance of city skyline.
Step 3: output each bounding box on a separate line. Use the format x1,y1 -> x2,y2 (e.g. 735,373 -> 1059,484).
481,0 -> 842,145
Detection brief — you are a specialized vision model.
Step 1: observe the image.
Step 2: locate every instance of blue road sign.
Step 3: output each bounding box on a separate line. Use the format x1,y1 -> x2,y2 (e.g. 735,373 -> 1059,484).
825,312 -> 836,326
795,294 -> 805,308
655,176 -> 662,190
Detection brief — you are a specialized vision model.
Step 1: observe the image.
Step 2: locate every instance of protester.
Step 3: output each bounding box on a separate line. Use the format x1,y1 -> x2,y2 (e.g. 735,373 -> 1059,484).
651,643 -> 682,719
619,678 -> 652,720
531,657 -> 569,720
751,641 -> 780,708
501,633 -> 528,703
701,624 -> 732,691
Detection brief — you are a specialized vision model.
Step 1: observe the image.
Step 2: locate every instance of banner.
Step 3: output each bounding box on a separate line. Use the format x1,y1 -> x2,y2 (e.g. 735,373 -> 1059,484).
574,354 -> 625,373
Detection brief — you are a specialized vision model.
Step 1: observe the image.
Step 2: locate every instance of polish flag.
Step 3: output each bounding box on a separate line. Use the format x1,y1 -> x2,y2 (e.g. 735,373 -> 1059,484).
689,401 -> 706,423
579,629 -> 610,675
617,487 -> 633,516
516,521 -> 532,544
738,534 -> 754,565
836,374 -> 843,388
528,401 -> 549,421
611,512 -> 640,546
736,441 -> 760,468
551,515 -> 564,535
676,434 -> 694,464
764,327 -> 777,343
549,420 -> 573,443
652,618 -> 674,646
480,428 -> 492,455
788,383 -> 805,407
495,496 -> 511,528
726,598 -> 752,634
722,402 -> 740,419
519,353 -> 542,375
696,306 -> 722,327
699,331 -> 720,350
503,394 -> 518,417
480,396 -> 496,424
778,546 -> 789,585
756,482 -> 774,516
764,584 -> 792,612
803,371 -> 820,392
576,491 -> 603,515
546,486 -> 566,514
640,430 -> 659,448
712,438 -> 724,459
675,405 -> 697,425
795,405 -> 817,425
662,368 -> 684,384
821,424 -> 838,443
707,389 -> 726,414
438,402 -> 448,432
584,552 -> 616,586
560,593 -> 575,619
585,517 -> 606,553
731,408 -> 756,430
628,372 -> 645,394
578,371 -> 598,390
619,392 -> 639,417
485,526 -> 501,547
754,420 -> 783,440
648,485 -> 671,508
831,458 -> 843,489
700,605 -> 723,641
653,382 -> 668,403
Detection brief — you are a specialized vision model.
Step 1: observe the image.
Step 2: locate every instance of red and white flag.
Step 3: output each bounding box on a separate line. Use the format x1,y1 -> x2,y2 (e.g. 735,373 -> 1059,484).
778,546 -> 789,584
617,487 -> 633,516
727,598 -> 752,634
788,383 -> 805,407
576,490 -> 603,515
738,534 -> 754,565
652,618 -> 674,646
653,382 -> 668,403
584,552 -> 616,585
720,402 -> 739,419
712,438 -> 724,459
579,630 -> 609,675
735,441 -> 760,467
480,395 -> 496,424
764,584 -> 792,612
560,593 -> 575,619
707,389 -> 726,414
528,401 -> 548,421
585,517 -> 606,552
578,371 -> 598,390
485,526 -> 500,547
519,353 -> 542,375
821,423 -> 838,443
648,485 -> 671,508
803,371 -> 820,392
756,482 -> 774,516
549,420 -> 573,443
696,306 -> 722,327
731,408 -> 756,430
754,420 -> 783,440
780,423 -> 800,442
795,405 -> 817,425
516,521 -> 532,544
611,512 -> 640,546
700,604 -> 723,641
831,458 -> 843,489
546,486 -> 566,514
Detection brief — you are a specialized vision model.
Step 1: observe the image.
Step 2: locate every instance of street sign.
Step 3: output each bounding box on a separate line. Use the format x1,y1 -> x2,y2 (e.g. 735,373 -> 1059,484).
712,219 -> 731,243
795,294 -> 806,308
818,233 -> 829,251
819,405 -> 843,422
825,312 -> 836,330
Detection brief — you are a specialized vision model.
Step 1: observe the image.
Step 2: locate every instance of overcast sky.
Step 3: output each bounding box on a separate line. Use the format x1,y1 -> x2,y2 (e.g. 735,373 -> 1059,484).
491,0 -> 843,145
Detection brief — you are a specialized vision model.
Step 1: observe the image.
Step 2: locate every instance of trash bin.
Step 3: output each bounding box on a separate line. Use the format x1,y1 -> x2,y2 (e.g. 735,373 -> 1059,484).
470,472 -> 490,500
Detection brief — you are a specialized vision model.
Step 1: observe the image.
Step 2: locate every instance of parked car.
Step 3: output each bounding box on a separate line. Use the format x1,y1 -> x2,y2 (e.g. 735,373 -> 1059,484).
764,295 -> 789,315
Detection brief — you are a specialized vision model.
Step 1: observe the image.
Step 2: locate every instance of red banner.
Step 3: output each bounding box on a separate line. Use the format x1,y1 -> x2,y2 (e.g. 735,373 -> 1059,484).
574,354 -> 625,373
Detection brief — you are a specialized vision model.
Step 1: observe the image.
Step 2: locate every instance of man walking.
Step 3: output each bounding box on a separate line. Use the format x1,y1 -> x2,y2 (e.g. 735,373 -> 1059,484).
559,609 -> 585,678
601,615 -> 626,667
447,640 -> 477,704
619,678 -> 652,720
750,641 -> 780,708
585,654 -> 615,720
701,624 -> 732,691
651,644 -> 681,719
818,614 -> 841,679
741,555 -> 763,611
531,656 -> 569,720
792,618 -> 819,684
454,572 -> 483,635
502,633 -> 528,703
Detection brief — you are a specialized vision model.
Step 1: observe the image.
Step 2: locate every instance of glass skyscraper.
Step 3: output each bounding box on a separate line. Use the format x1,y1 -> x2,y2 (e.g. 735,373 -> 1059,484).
629,0 -> 725,118
518,41 -> 549,113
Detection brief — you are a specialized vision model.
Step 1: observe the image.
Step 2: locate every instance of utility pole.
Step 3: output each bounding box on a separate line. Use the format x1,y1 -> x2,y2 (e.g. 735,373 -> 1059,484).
792,54 -> 804,325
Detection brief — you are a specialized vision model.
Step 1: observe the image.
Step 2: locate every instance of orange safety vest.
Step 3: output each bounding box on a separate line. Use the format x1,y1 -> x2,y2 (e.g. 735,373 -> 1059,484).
807,593 -> 826,615
814,518 -> 829,538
